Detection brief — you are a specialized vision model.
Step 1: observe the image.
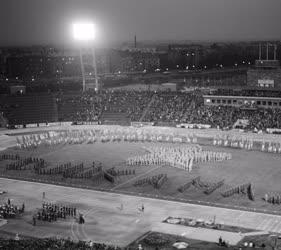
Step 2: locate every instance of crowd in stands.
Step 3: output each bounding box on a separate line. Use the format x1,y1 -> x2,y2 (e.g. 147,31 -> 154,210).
141,91 -> 281,130
132,90 -> 279,130
142,91 -> 202,123
0,238 -> 122,250
56,90 -> 205,125
2,88 -> 281,130
56,90 -> 154,122
183,106 -> 281,130
56,91 -> 102,122
103,90 -> 154,121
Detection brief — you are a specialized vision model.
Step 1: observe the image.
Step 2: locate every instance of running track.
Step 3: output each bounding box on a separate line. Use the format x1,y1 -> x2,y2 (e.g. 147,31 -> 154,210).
0,178 -> 280,246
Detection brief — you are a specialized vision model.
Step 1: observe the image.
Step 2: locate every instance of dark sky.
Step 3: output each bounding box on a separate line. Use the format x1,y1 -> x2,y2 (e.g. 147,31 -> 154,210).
0,0 -> 280,46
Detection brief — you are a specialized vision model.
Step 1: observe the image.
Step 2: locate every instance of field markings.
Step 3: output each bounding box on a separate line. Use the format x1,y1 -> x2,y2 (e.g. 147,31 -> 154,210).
70,198 -> 95,241
261,218 -> 275,231
3,177 -> 281,237
71,219 -> 79,241
258,218 -> 271,230
2,177 -> 281,221
267,218 -> 280,232
76,207 -> 94,241
110,165 -> 161,191
273,221 -> 281,233
269,219 -> 281,233
76,205 -> 131,245
232,212 -> 244,226
264,218 -> 276,232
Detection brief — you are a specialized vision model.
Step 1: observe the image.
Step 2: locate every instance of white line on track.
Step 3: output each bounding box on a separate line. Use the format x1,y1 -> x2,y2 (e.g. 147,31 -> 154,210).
2,177 -> 281,236
275,221 -> 281,233
2,177 -> 281,219
269,219 -> 281,233
71,219 -> 79,241
261,218 -> 275,231
258,218 -> 270,230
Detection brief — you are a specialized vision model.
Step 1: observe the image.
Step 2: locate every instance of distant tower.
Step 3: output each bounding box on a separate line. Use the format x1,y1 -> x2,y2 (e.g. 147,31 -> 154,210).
134,34 -> 137,48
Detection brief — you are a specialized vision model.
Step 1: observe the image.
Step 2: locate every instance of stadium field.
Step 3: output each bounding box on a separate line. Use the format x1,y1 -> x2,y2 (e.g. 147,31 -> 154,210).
1,126 -> 281,246
1,138 -> 281,212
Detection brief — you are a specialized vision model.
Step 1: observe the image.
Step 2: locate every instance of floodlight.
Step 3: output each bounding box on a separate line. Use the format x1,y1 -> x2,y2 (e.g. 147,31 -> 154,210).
72,21 -> 99,91
73,22 -> 96,41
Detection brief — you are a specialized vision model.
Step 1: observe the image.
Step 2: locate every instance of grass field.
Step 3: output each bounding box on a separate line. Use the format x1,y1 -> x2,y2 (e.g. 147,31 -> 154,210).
129,231 -> 281,250
1,140 -> 281,212
2,127 -> 281,247
128,231 -> 234,250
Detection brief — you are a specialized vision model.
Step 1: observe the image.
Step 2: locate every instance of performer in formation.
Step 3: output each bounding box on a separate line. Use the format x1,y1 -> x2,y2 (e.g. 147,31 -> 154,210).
126,144 -> 231,172
213,135 -> 281,154
213,135 -> 254,150
6,157 -> 45,171
0,154 -> 20,161
0,199 -> 25,219
261,141 -> 281,153
35,202 -> 77,223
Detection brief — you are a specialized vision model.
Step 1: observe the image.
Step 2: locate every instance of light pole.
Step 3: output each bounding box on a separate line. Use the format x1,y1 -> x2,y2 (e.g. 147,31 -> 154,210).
79,48 -> 86,92
72,22 -> 98,92
91,45 -> 98,91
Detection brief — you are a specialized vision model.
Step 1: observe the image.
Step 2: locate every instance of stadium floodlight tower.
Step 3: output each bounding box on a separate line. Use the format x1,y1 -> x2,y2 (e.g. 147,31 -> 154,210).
72,21 -> 98,92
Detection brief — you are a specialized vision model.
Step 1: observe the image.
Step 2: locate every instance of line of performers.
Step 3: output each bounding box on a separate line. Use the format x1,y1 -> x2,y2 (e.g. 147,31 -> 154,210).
0,154 -> 20,161
261,142 -> 281,153
16,128 -> 198,150
213,135 -> 281,153
213,137 -> 254,150
6,157 -> 45,171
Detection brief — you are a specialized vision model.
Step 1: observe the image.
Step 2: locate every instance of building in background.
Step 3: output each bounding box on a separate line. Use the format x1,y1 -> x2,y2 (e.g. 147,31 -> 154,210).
0,49 -> 7,78
108,50 -> 160,73
5,46 -> 160,78
247,44 -> 281,88
6,48 -> 112,78
203,43 -> 281,110
2,42 -> 281,84
167,44 -> 203,70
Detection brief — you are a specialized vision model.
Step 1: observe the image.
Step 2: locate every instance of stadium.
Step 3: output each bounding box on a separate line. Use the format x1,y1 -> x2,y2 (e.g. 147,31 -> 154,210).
1,44 -> 281,250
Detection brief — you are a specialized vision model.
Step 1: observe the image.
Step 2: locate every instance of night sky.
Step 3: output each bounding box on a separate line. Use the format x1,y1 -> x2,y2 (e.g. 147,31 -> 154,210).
0,0 -> 280,46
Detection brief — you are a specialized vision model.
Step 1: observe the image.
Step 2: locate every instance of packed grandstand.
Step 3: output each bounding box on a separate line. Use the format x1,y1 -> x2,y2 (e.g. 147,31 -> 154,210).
1,88 -> 281,131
